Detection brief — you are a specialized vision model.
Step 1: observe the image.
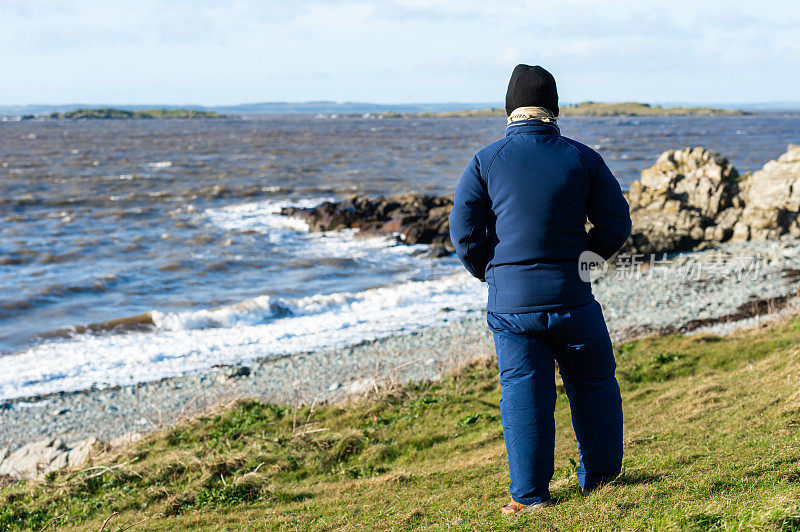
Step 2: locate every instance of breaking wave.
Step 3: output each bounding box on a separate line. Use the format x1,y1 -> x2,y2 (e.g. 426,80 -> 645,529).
0,273 -> 486,400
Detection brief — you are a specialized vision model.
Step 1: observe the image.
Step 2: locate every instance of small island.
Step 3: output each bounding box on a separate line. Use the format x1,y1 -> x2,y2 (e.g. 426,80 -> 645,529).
48,108 -> 225,119
390,101 -> 745,118
560,101 -> 745,116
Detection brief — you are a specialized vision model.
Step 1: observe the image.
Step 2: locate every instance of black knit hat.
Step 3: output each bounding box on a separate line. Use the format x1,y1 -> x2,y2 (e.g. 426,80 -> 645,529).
505,64 -> 559,117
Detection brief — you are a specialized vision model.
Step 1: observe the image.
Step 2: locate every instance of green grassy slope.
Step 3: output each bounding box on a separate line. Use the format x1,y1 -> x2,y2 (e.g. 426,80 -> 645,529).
2,318 -> 800,531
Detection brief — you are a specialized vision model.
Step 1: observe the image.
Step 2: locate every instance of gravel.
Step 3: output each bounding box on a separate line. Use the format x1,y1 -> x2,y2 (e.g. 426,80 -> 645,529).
1,237 -> 799,452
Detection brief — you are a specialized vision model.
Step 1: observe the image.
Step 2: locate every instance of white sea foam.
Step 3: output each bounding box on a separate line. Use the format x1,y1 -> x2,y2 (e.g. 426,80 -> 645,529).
203,198 -> 448,270
205,197 -> 324,233
0,198 -> 483,400
0,273 -> 485,400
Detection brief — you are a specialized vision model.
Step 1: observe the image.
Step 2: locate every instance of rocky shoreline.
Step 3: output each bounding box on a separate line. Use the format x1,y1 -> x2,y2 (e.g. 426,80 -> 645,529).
281,194 -> 455,255
281,144 -> 800,257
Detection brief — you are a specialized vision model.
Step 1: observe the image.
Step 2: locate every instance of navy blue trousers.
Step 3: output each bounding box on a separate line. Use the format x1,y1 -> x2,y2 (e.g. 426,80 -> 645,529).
487,299 -> 623,505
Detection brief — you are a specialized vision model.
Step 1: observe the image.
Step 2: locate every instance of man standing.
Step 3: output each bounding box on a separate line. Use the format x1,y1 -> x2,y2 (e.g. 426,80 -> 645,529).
449,64 -> 631,515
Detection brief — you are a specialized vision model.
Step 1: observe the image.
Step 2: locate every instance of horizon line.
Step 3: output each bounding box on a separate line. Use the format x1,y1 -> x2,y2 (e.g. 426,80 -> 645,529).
3,100 -> 800,114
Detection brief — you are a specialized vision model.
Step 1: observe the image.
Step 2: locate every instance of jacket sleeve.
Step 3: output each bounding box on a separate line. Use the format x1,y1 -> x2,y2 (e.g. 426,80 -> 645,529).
586,155 -> 632,260
449,155 -> 490,281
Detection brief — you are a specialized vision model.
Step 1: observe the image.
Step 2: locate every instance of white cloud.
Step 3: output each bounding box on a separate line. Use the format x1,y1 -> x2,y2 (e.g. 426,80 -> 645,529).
0,0 -> 797,104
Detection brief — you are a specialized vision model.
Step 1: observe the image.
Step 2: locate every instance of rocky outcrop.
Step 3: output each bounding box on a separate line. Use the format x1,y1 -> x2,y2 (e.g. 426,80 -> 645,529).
624,147 -> 743,254
281,194 -> 454,253
735,144 -> 800,240
279,145 -> 800,257
0,437 -> 101,479
0,432 -> 142,479
625,144 -> 800,254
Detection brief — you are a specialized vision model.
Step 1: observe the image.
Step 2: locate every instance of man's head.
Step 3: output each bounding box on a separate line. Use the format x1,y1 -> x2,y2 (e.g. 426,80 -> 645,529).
505,64 -> 559,117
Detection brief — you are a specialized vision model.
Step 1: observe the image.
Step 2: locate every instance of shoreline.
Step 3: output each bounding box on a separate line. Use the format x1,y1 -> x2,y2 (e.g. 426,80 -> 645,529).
1,301 -> 796,454
2,237 -> 799,452
0,314 -> 492,452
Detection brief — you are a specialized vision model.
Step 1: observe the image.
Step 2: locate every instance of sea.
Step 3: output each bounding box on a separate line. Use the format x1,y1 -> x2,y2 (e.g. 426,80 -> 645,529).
1,113 -> 799,400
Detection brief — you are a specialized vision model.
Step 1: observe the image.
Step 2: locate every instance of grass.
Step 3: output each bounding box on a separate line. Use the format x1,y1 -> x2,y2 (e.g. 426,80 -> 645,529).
2,317 -> 800,530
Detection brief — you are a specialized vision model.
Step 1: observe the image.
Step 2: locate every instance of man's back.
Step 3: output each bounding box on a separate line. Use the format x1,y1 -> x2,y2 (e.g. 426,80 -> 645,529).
449,120 -> 631,313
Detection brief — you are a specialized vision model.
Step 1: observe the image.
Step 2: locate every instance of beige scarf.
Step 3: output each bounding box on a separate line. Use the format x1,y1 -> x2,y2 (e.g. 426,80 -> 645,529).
507,106 -> 558,125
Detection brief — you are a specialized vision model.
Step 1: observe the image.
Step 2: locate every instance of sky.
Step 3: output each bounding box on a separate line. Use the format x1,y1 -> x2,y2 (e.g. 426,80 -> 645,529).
1,0 -> 799,106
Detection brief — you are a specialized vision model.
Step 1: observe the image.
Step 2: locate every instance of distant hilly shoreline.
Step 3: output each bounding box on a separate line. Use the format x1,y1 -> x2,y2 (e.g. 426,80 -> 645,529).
2,100 -> 799,118
389,102 -> 747,117
2,101 -> 491,117
46,108 -> 225,119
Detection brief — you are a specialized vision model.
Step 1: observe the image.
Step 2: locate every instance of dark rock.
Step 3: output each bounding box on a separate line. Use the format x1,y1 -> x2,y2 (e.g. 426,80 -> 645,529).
227,366 -> 251,379
401,221 -> 439,244
281,193 -> 455,250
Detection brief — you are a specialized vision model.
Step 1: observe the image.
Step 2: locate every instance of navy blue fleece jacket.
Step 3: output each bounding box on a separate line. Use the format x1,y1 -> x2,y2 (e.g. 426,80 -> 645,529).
449,120 -> 631,313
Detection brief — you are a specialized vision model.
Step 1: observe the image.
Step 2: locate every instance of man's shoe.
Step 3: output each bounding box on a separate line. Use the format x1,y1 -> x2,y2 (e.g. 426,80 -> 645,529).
501,499 -> 552,515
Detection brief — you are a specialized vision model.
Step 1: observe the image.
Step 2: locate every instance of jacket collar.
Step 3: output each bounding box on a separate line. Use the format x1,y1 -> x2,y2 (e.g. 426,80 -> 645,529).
504,120 -> 560,137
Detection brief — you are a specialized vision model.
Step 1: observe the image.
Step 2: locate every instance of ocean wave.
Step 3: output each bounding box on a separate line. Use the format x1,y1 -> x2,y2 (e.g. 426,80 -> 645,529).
203,198 -> 447,269
204,197 -> 331,233
0,275 -> 120,319
0,273 -> 486,400
151,295 -> 281,330
36,312 -> 155,340
150,272 -> 472,332
0,197 -> 473,400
